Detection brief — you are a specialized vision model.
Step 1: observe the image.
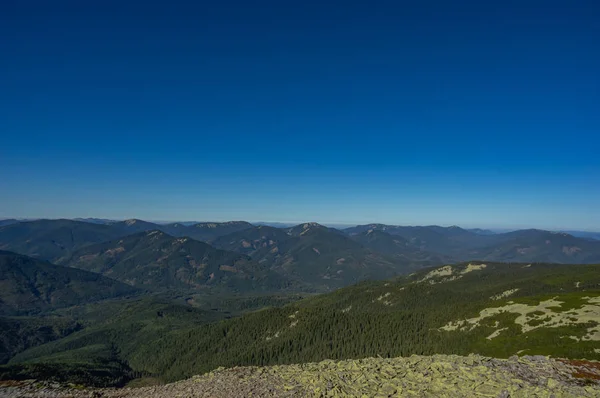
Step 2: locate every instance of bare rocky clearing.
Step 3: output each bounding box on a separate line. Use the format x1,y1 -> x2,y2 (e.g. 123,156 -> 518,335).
2,354 -> 599,398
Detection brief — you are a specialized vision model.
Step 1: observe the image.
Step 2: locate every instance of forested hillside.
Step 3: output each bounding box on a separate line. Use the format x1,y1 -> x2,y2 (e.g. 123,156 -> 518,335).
214,223 -> 412,289
0,316 -> 80,364
0,220 -> 256,263
3,218 -> 600,389
8,261 -> 599,385
0,251 -> 138,315
58,230 -> 289,292
0,220 -> 123,262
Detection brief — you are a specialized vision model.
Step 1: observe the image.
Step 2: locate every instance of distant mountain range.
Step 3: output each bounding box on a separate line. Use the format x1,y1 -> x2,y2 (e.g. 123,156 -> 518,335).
0,219 -> 126,262
0,219 -> 21,227
58,230 -> 288,292
2,216 -> 600,388
213,223 -> 411,290
0,219 -> 254,262
466,228 -> 497,235
349,229 -> 453,266
2,218 -> 600,295
561,230 -> 600,241
344,224 -> 600,264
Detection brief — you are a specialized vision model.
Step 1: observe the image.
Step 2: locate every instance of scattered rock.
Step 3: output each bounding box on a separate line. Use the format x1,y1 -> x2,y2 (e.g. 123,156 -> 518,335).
2,355 -> 599,397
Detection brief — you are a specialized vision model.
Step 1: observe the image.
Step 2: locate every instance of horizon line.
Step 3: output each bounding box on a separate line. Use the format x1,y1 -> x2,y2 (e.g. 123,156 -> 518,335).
1,216 -> 599,233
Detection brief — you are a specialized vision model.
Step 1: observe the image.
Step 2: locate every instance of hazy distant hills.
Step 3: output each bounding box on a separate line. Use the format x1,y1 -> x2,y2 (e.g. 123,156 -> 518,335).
58,230 -> 288,292
471,229 -> 600,263
96,219 -> 254,242
349,229 -> 453,267
108,219 -> 165,234
211,225 -> 291,256
73,218 -> 118,224
285,222 -> 347,237
344,224 -> 600,264
466,228 -> 497,235
104,219 -> 254,242
345,224 -> 494,256
0,251 -> 137,316
562,230 -> 600,241
182,221 -> 254,242
2,218 -> 600,295
0,219 -> 256,262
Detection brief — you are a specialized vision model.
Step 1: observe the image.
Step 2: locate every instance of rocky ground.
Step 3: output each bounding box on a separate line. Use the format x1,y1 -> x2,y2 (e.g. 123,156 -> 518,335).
2,354 -> 600,397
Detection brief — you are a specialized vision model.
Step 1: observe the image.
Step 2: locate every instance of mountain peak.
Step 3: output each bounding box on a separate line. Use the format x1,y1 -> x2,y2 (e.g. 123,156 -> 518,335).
194,221 -> 252,229
287,222 -> 329,236
303,222 -> 323,228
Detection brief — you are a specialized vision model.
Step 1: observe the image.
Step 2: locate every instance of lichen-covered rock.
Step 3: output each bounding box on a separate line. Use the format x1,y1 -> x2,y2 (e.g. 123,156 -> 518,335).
1,355 -> 599,397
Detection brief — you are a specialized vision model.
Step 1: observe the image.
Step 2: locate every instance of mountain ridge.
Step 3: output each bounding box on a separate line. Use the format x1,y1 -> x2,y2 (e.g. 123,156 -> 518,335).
345,223 -> 600,263
0,250 -> 138,316
57,230 -> 289,292
213,223 -> 413,290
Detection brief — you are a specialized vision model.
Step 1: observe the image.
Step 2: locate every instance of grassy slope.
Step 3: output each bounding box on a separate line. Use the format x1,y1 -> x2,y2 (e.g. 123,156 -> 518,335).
10,261 -> 600,384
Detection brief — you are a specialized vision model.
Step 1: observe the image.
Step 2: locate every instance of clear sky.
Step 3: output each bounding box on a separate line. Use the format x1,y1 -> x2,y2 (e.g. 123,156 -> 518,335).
1,0 -> 599,230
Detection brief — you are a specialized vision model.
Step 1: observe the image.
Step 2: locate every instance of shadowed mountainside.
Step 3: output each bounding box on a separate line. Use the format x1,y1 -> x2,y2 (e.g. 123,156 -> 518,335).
0,220 -> 124,262
0,251 -> 137,316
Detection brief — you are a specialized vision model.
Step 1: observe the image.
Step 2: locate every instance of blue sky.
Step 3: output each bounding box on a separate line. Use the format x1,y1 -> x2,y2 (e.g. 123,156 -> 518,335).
1,0 -> 599,229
